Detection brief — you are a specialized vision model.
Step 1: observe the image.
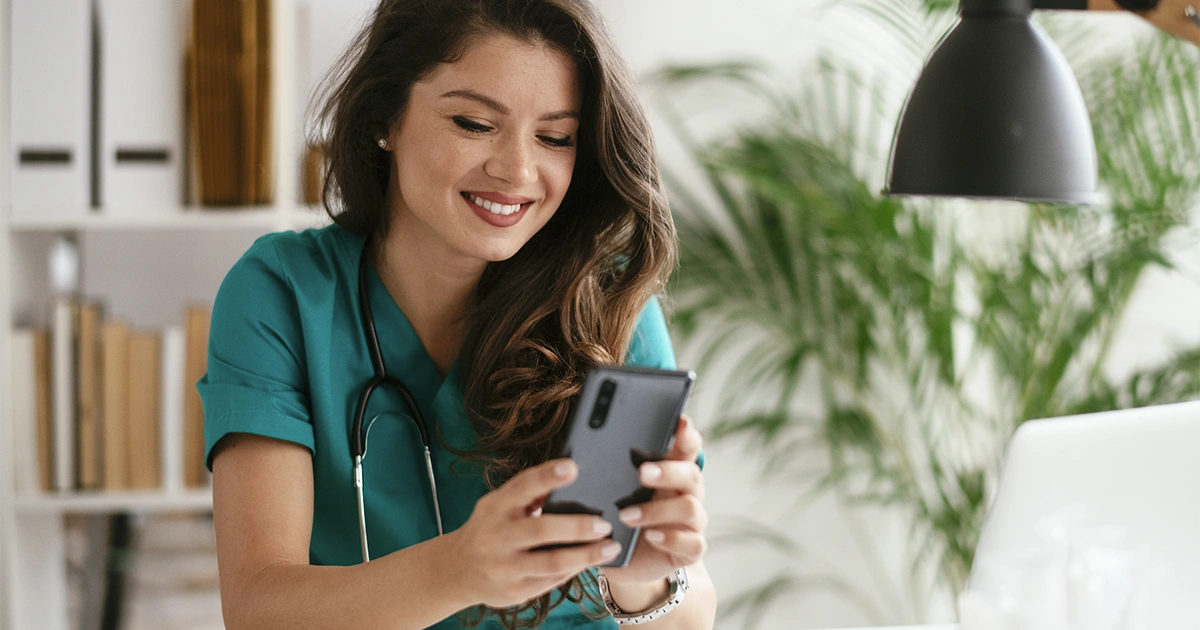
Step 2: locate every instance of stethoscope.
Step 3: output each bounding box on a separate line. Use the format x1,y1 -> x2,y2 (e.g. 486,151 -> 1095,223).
351,244 -> 444,563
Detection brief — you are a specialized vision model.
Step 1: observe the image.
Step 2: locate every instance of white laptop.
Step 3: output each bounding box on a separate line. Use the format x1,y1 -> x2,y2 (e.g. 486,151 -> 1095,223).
967,400 -> 1200,629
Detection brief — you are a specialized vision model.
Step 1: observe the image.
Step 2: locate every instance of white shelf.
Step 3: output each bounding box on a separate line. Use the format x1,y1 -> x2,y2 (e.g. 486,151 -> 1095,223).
9,207 -> 284,232
12,489 -> 213,514
7,205 -> 332,232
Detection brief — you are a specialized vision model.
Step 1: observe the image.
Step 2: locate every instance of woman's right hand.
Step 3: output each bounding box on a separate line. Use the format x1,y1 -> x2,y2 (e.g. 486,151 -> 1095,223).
446,458 -> 622,608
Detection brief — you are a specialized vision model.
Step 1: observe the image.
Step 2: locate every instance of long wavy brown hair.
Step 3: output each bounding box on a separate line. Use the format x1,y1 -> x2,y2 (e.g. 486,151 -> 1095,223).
316,0 -> 675,626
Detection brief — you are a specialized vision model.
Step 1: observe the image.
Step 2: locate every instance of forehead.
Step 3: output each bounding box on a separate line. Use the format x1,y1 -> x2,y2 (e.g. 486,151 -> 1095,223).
415,34 -> 581,111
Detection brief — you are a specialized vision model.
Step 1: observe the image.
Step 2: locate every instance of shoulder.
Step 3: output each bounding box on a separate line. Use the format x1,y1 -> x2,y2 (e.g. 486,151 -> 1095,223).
232,224 -> 361,282
216,224 -> 363,307
626,296 -> 676,370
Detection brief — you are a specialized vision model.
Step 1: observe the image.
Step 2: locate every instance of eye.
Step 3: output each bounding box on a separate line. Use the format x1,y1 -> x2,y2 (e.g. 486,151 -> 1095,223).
452,116 -> 492,133
539,135 -> 575,148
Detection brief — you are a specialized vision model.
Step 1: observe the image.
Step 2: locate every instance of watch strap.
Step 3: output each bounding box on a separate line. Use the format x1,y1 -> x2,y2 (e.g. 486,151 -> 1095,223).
597,567 -> 689,625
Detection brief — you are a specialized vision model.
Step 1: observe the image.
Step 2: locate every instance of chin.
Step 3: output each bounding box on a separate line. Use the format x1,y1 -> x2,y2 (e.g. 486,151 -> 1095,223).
472,244 -> 525,264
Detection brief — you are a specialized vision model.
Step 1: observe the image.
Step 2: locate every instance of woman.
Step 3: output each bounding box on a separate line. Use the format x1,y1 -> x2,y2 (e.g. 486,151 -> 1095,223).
200,0 -> 716,628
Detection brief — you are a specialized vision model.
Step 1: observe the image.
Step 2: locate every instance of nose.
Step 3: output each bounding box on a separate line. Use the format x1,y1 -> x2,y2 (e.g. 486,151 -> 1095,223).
484,138 -> 537,188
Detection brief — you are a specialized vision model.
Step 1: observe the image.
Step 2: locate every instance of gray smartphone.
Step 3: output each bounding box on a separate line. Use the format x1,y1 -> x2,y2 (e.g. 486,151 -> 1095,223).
541,365 -> 696,568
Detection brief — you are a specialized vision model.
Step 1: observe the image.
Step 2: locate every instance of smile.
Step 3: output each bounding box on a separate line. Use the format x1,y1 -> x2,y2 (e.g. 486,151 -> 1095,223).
461,192 -> 534,228
465,192 -> 523,215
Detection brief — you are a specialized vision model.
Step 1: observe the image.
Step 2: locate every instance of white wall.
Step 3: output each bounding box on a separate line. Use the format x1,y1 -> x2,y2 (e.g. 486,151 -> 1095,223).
594,2 -> 936,627
593,1 -> 1200,629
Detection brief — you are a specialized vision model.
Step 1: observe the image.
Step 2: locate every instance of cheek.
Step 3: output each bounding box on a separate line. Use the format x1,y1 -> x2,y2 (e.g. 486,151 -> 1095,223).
546,155 -> 577,202
397,130 -> 472,195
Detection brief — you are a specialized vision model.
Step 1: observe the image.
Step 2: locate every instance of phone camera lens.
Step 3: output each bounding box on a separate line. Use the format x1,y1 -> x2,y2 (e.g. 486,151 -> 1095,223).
590,380 -> 617,429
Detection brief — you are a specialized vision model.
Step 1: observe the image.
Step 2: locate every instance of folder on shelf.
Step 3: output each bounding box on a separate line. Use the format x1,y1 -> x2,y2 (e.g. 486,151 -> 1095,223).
33,329 -> 55,492
189,0 -> 274,206
11,329 -> 42,494
161,326 -> 187,494
77,303 -> 104,490
184,307 -> 211,488
128,332 -> 163,490
96,0 -> 189,210
51,298 -> 79,492
102,321 -> 131,490
9,0 -> 93,214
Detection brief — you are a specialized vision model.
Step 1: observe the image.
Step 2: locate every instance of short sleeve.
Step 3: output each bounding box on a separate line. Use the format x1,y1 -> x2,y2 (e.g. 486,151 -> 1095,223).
198,236 -> 315,470
625,296 -> 676,370
624,296 -> 704,471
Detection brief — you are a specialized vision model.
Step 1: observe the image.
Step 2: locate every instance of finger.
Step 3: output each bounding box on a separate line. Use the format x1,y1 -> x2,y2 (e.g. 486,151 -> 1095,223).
618,494 -> 707,532
520,539 -> 623,576
666,416 -> 703,463
640,529 -> 707,564
498,459 -> 577,516
638,460 -> 704,498
512,513 -> 613,548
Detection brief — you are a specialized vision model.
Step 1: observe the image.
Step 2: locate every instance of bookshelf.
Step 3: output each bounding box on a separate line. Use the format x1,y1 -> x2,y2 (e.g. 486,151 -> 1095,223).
0,1 -> 340,629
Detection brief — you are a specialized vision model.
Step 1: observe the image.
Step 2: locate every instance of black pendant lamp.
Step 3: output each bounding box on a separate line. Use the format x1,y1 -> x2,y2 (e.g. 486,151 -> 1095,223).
886,0 -> 1100,204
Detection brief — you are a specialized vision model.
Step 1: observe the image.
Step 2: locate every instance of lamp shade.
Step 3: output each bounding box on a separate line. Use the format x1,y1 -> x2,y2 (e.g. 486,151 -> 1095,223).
886,2 -> 1099,204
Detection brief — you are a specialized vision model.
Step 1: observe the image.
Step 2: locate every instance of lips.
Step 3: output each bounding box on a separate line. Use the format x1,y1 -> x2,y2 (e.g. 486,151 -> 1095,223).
461,191 -> 533,228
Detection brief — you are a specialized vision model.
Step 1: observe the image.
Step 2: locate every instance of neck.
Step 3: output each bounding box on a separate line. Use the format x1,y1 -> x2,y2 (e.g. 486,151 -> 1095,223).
374,214 -> 486,376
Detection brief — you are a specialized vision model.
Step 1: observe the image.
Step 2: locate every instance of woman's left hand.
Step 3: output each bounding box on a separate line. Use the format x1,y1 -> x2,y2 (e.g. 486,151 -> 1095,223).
600,415 -> 708,586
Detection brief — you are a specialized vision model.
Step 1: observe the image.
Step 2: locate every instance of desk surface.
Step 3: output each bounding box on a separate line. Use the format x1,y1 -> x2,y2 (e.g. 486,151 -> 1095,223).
811,626 -> 957,630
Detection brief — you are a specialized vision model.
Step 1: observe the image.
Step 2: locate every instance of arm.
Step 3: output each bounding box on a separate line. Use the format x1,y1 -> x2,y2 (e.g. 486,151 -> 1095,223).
213,433 -> 625,630
211,433 -> 472,630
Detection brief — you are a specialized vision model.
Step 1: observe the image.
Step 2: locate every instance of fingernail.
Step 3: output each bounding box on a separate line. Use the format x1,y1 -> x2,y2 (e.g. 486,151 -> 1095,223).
594,519 -> 613,535
554,461 -> 574,478
641,463 -> 662,482
602,541 -> 622,558
644,530 -> 666,544
619,506 -> 642,524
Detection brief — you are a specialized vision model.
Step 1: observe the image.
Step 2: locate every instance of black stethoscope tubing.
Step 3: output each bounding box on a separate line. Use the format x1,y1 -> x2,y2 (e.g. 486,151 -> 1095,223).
351,244 -> 444,563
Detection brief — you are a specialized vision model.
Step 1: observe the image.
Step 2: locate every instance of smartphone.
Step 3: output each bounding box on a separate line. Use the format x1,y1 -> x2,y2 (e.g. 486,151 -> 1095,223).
541,365 -> 696,568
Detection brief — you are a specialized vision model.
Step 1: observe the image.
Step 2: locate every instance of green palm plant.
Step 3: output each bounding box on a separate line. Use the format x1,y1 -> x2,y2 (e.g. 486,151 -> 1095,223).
651,1 -> 1200,626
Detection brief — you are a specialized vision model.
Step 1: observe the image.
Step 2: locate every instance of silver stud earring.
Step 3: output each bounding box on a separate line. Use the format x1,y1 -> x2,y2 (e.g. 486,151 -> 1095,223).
377,137 -> 388,150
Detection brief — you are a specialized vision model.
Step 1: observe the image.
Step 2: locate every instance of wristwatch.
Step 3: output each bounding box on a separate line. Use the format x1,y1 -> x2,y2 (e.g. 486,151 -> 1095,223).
597,567 -> 689,625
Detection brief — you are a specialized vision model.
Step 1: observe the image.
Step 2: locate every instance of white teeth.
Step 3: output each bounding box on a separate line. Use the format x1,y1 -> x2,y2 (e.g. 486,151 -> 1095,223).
468,193 -> 522,215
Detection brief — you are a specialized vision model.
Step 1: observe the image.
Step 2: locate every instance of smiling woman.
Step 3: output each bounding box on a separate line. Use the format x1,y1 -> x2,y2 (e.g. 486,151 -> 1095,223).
198,1 -> 716,630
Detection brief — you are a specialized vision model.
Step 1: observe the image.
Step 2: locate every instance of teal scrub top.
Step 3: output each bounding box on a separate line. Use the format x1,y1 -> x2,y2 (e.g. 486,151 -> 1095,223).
198,224 -> 695,629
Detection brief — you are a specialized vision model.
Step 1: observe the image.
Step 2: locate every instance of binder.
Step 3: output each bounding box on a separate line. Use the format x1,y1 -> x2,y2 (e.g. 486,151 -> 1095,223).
97,0 -> 189,210
102,321 -> 131,490
161,326 -> 186,494
128,332 -> 162,490
183,306 -> 210,488
11,329 -> 41,495
77,304 -> 104,490
9,0 -> 92,214
51,298 -> 79,492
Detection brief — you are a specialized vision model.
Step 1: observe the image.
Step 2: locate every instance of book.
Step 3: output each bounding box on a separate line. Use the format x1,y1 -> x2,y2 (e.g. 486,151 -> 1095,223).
183,306 -> 211,488
102,321 -> 131,490
189,0 -> 273,205
161,326 -> 186,495
34,328 -> 55,492
11,329 -> 41,495
128,331 -> 162,490
76,303 -> 104,490
52,297 -> 79,492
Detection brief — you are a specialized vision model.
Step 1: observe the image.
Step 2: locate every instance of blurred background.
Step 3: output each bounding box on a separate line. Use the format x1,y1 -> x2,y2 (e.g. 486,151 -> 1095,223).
1,1 -> 1198,629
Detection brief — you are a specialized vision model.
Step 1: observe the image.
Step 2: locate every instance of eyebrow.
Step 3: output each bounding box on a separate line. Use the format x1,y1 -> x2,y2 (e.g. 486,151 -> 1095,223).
440,89 -> 580,121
